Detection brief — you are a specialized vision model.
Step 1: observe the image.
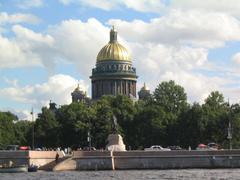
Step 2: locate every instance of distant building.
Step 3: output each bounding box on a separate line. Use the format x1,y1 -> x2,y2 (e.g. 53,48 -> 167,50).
56,27 -> 151,105
90,26 -> 138,100
138,83 -> 151,100
49,100 -> 57,114
71,84 -> 90,104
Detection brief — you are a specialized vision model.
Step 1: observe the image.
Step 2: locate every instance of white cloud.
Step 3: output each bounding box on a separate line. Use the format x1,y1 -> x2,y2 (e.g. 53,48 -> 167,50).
58,0 -> 166,12
58,0 -> 71,5
130,42 -> 222,103
58,0 -> 240,16
160,71 -> 229,103
171,0 -> 240,17
0,12 -> 40,25
109,9 -> 240,48
3,77 -> 18,87
0,18 -> 107,74
58,0 -> 119,10
0,11 -> 240,105
0,24 -> 54,69
0,34 -> 39,68
232,52 -> 240,65
123,0 -> 166,13
16,0 -> 44,9
0,74 -> 88,109
48,18 -> 108,77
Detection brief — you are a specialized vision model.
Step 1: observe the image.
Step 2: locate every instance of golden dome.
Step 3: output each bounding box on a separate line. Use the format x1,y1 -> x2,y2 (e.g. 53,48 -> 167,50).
74,84 -> 80,91
141,83 -> 150,91
97,27 -> 131,62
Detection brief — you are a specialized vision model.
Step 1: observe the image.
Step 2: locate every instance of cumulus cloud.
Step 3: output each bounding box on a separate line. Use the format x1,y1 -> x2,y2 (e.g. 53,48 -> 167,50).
0,74 -> 88,120
3,77 -> 18,87
58,0 -> 166,12
1,3 -> 240,106
48,18 -> 108,76
123,0 -> 166,13
16,0 -> 44,9
58,0 -> 240,17
109,9 -> 240,48
130,42 -> 225,102
232,52 -> 240,65
0,12 -> 40,25
0,18 -> 108,75
0,24 -> 53,69
58,0 -> 119,10
0,34 -> 38,68
0,74 -> 88,109
171,0 -> 240,17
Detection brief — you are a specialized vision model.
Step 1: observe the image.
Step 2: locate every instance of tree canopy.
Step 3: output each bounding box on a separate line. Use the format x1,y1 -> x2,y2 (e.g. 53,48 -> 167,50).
2,80 -> 240,150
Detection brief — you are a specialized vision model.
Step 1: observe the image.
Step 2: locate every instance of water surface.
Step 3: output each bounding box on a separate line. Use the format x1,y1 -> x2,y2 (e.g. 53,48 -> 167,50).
0,169 -> 239,180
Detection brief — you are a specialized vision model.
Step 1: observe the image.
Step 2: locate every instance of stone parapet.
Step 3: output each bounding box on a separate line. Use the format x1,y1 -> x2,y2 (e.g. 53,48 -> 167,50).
1,150 -> 240,171
71,150 -> 240,170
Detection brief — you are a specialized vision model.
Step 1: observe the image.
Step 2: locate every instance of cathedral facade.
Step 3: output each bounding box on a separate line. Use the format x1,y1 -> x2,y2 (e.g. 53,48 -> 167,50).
90,27 -> 138,100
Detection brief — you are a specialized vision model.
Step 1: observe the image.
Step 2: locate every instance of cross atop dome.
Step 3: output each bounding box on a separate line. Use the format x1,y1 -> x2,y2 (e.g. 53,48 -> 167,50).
110,25 -> 117,43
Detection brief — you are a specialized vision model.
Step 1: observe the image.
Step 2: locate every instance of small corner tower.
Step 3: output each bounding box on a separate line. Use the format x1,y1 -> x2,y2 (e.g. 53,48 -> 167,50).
49,100 -> 57,114
71,84 -> 88,103
138,83 -> 151,100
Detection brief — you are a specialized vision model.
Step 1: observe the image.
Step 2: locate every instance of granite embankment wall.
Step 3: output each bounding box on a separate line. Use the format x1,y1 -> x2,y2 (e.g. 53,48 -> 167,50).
0,151 -> 28,166
29,151 -> 64,170
1,150 -> 240,171
0,151 -> 63,170
68,150 -> 240,170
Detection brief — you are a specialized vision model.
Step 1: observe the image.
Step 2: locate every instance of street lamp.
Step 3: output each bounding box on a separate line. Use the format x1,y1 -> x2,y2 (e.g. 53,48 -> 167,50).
87,130 -> 91,151
227,120 -> 232,150
30,107 -> 35,150
227,101 -> 232,150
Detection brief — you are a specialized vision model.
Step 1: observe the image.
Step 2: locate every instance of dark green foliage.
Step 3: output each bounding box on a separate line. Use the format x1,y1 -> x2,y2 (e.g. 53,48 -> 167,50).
35,107 -> 60,148
0,112 -> 18,147
55,102 -> 90,148
154,80 -> 188,115
2,81 -> 240,150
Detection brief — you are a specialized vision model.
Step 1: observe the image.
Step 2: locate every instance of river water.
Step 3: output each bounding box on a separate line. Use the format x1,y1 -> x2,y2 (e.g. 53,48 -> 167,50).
0,169 -> 240,180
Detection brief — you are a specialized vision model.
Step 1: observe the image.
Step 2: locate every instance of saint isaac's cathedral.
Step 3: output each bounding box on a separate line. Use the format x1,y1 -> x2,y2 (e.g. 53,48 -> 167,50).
70,27 -> 150,103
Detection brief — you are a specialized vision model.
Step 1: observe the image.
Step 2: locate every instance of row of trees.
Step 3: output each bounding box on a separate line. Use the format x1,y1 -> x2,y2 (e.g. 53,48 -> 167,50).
1,80 -> 240,150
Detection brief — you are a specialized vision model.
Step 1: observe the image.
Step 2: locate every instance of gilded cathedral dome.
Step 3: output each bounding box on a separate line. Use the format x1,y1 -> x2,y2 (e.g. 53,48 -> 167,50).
97,27 -> 131,62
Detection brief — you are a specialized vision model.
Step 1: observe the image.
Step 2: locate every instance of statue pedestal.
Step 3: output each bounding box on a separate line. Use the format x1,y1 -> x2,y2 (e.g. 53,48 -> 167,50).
106,134 -> 126,151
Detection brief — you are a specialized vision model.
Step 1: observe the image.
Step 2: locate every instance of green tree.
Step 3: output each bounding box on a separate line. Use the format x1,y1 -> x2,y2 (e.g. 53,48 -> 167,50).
14,120 -> 33,146
178,103 -> 204,148
91,96 -> 114,148
35,107 -> 60,148
153,81 -> 189,146
201,91 -> 229,146
133,103 -> 167,149
228,104 -> 240,149
56,102 -> 90,149
154,80 -> 188,115
0,112 -> 18,147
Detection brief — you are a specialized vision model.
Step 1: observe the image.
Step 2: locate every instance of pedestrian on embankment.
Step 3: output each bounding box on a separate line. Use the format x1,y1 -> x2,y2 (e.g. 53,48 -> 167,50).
55,152 -> 59,164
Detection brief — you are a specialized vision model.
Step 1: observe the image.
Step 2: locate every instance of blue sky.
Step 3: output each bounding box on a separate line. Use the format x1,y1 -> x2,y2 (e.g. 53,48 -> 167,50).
0,0 -> 240,120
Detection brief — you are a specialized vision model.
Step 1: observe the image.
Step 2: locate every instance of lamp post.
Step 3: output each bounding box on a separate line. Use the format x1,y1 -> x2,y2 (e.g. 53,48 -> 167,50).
31,108 -> 35,150
227,101 -> 232,150
87,130 -> 91,151
227,120 -> 232,150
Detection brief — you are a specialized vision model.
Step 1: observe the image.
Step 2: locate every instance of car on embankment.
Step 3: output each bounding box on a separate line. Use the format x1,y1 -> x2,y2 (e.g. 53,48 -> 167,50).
144,145 -> 171,151
6,145 -> 19,150
167,146 -> 182,150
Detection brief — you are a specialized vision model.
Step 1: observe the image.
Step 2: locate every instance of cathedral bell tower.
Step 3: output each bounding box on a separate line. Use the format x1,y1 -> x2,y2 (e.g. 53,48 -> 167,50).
90,27 -> 137,99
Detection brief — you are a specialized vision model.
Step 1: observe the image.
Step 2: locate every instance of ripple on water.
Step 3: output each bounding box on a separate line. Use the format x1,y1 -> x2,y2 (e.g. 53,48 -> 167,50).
0,169 -> 240,180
